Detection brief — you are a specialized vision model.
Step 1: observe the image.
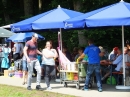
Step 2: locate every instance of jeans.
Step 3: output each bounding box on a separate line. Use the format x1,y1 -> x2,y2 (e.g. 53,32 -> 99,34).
84,64 -> 102,89
44,65 -> 55,87
27,59 -> 41,87
22,60 -> 27,71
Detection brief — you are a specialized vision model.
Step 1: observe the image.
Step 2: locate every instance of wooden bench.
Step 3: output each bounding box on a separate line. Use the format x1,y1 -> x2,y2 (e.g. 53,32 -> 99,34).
112,72 -> 123,85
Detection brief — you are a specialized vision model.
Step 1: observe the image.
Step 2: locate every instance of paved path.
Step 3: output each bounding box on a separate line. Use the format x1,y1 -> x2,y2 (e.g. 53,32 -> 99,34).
0,76 -> 130,97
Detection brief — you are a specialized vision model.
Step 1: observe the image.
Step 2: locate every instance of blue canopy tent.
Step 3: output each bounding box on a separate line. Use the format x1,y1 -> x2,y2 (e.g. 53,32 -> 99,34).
11,5 -> 83,50
6,32 -> 45,42
11,5 -> 83,32
64,1 -> 130,28
65,0 -> 130,89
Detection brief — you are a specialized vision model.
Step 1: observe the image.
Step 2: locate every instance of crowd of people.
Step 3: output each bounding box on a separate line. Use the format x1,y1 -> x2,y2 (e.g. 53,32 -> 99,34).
77,39 -> 130,92
0,33 -> 130,92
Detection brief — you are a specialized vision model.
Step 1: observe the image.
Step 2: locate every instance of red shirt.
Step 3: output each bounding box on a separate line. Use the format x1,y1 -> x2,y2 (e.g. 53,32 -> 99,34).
25,40 -> 37,60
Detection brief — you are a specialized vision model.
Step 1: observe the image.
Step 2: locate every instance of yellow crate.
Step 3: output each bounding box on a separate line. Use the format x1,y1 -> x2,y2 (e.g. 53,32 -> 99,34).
66,72 -> 74,80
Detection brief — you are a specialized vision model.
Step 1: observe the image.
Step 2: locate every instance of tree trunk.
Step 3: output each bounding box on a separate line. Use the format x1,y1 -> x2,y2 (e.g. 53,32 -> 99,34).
73,0 -> 82,11
24,0 -> 33,16
39,0 -> 42,12
2,0 -> 10,23
73,0 -> 87,46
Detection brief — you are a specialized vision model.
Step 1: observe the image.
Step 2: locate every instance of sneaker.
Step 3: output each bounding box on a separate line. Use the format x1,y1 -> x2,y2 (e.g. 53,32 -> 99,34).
98,89 -> 102,92
84,88 -> 89,91
36,85 -> 44,91
82,87 -> 89,91
27,86 -> 32,90
47,86 -> 52,90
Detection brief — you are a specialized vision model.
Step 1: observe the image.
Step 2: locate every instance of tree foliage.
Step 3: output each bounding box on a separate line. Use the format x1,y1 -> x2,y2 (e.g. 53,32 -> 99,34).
0,0 -> 130,51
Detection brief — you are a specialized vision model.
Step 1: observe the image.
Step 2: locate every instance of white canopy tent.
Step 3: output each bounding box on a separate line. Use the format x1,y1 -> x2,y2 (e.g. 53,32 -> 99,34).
0,28 -> 15,37
0,24 -> 11,29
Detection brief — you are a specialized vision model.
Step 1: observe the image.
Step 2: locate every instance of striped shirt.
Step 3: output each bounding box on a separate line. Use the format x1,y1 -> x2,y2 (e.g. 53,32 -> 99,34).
25,40 -> 37,60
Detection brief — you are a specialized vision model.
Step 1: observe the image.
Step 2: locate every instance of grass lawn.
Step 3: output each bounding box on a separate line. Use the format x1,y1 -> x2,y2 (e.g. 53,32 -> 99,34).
0,84 -> 76,97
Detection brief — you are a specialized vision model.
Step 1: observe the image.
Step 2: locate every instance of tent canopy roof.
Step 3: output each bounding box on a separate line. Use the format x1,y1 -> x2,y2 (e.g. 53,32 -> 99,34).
0,28 -> 15,37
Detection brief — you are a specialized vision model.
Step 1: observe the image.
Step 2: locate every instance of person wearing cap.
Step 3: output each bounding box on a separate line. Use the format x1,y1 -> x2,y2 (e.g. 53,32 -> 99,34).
24,33 -> 43,90
101,48 -> 123,82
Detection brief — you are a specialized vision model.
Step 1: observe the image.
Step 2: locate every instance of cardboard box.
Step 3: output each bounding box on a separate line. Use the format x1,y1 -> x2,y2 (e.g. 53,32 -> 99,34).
4,70 -> 9,77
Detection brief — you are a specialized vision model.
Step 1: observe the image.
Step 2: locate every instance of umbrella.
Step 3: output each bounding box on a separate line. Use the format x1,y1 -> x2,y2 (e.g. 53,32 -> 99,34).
11,5 -> 83,50
11,5 -> 83,32
65,0 -> 130,28
65,0 -> 130,89
0,28 -> 15,37
6,32 -> 45,42
0,24 -> 11,28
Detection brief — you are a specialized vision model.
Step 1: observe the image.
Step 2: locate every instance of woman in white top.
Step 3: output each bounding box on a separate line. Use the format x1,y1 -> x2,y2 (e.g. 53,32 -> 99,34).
42,41 -> 58,90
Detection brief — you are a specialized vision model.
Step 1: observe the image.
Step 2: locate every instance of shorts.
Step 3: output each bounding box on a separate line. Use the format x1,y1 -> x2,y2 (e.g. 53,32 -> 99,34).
22,60 -> 28,71
14,59 -> 22,70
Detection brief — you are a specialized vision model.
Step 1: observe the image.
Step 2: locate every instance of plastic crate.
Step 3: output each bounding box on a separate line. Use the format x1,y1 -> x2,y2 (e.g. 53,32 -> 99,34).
14,71 -> 23,78
66,72 -> 74,80
74,73 -> 78,80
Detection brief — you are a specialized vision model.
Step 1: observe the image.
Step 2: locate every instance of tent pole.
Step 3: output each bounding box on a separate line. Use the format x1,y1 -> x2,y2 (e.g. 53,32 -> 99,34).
60,28 -> 62,52
58,32 -> 61,49
122,26 -> 125,86
115,26 -> 130,89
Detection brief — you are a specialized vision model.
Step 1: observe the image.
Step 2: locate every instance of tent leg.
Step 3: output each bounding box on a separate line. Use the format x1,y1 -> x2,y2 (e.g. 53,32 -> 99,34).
115,26 -> 130,90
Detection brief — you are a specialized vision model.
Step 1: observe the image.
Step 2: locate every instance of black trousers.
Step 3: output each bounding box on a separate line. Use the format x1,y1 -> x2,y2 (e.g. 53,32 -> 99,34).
13,53 -> 20,61
44,65 -> 55,87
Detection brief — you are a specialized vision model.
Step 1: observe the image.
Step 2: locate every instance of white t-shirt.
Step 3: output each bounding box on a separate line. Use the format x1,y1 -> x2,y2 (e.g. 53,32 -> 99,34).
108,50 -> 114,60
42,48 -> 55,66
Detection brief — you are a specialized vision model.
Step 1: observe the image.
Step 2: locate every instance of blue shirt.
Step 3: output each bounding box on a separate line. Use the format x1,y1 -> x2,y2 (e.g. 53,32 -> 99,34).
84,44 -> 100,64
37,55 -> 42,63
113,54 -> 123,71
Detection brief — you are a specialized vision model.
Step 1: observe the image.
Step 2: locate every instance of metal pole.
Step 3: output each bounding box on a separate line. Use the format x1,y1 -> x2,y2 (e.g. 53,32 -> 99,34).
60,28 -> 62,52
58,32 -> 60,49
122,26 -> 125,86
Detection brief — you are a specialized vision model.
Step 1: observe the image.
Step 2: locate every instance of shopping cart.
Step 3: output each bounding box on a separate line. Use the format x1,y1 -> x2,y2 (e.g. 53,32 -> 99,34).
60,62 -> 94,89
